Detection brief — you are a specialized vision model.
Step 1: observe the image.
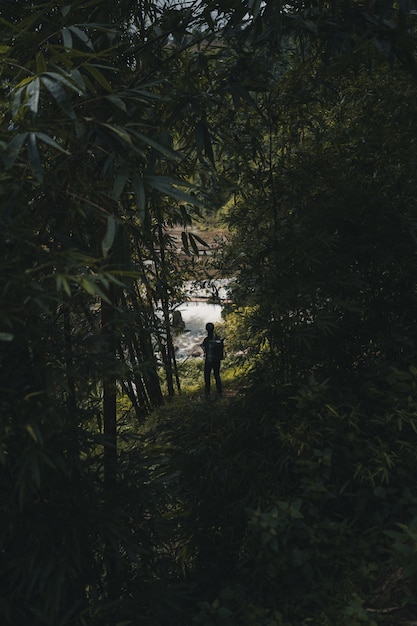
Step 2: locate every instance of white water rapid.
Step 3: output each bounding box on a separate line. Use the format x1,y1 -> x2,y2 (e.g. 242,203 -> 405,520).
173,280 -> 230,360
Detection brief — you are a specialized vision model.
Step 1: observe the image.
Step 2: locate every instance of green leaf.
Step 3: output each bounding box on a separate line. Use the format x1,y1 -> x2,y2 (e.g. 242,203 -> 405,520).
131,129 -> 181,160
25,77 -> 40,115
0,332 -> 14,342
181,231 -> 189,253
84,64 -> 112,91
68,25 -> 94,50
26,424 -> 40,443
43,72 -> 81,93
41,76 -> 76,119
105,94 -> 127,111
112,168 -> 129,200
61,26 -> 73,49
60,4 -> 71,17
145,175 -> 204,208
79,277 -> 111,302
70,68 -> 86,93
3,133 -> 28,169
189,232 -> 201,255
132,176 -> 146,222
191,232 -> 209,247
102,215 -> 117,258
36,132 -> 70,155
35,52 -> 47,73
27,133 -> 43,182
99,123 -> 132,145
195,118 -> 215,166
56,274 -> 71,296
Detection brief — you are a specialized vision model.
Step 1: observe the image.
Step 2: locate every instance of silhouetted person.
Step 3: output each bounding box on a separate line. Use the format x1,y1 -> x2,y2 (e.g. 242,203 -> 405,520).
201,322 -> 224,399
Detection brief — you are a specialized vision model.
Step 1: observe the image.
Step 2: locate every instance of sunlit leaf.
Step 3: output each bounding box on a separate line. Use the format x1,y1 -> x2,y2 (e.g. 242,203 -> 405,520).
56,274 -> 71,296
79,277 -> 111,302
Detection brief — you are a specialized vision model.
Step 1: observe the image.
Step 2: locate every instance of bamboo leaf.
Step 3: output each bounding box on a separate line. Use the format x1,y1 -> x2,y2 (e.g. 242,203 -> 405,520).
25,77 -> 40,115
27,133 -> 43,182
68,25 -> 94,50
70,68 -> 85,92
41,76 -> 76,119
189,232 -> 200,255
84,64 -> 112,91
43,71 -> 82,94
36,132 -> 70,154
79,277 -> 110,302
0,332 -> 14,342
112,168 -> 129,200
132,176 -> 146,222
191,232 -> 209,247
62,276 -> 71,297
12,86 -> 25,119
181,231 -> 189,254
102,215 -> 117,258
3,133 -> 28,169
131,129 -> 181,160
35,52 -> 47,73
105,94 -> 127,111
99,123 -> 132,145
26,424 -> 39,443
61,26 -> 73,49
145,175 -> 204,208
56,274 -> 71,296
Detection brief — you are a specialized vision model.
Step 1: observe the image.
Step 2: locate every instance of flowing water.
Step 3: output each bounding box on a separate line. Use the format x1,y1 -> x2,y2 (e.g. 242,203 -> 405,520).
173,280 -> 230,360
174,301 -> 223,360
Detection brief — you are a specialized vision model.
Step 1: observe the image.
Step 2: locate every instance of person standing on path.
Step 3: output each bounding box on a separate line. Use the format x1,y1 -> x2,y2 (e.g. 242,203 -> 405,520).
201,322 -> 224,399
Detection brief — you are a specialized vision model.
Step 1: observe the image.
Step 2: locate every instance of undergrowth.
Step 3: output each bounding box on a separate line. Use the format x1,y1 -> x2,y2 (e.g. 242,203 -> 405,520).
138,361 -> 417,625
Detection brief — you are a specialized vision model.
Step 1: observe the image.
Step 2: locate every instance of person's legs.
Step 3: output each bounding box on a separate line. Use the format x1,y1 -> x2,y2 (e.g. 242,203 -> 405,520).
213,361 -> 222,397
204,360 -> 212,396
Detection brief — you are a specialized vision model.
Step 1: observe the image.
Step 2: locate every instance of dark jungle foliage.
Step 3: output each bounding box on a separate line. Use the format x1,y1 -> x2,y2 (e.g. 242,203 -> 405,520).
2,0 -> 417,624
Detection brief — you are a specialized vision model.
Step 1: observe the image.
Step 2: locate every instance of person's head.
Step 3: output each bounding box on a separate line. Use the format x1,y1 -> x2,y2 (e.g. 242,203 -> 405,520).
206,322 -> 214,335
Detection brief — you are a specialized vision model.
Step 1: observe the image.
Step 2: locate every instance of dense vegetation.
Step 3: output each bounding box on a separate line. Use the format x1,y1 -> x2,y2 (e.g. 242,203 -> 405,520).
2,0 -> 417,624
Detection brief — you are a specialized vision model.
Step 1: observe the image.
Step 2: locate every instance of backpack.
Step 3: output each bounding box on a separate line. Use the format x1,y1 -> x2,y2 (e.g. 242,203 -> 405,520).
207,338 -> 224,361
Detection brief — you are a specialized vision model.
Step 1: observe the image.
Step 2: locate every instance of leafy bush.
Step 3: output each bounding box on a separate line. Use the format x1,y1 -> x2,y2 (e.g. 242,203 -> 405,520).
152,362 -> 417,624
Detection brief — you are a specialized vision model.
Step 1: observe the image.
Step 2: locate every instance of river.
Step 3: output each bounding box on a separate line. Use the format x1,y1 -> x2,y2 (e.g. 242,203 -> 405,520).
173,279 -> 229,360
